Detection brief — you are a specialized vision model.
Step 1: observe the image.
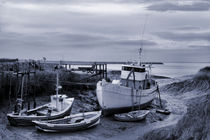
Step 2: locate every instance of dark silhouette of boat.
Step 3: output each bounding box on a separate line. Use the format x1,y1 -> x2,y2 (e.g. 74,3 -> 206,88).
33,111 -> 101,132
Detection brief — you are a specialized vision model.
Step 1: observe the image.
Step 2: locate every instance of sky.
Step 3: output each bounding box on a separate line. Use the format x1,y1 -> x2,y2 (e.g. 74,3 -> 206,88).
0,0 -> 210,62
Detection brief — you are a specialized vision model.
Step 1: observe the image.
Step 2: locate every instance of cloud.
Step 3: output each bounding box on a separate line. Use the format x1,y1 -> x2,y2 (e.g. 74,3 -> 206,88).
3,2 -> 147,15
188,45 -> 210,50
170,25 -> 201,31
155,31 -> 210,42
147,2 -> 210,12
111,39 -> 157,46
1,0 -> 210,62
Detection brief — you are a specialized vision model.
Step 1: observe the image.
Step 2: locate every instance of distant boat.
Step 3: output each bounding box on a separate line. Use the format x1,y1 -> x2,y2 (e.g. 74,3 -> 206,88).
7,67 -> 74,126
114,110 -> 150,122
96,49 -> 158,115
33,111 -> 101,132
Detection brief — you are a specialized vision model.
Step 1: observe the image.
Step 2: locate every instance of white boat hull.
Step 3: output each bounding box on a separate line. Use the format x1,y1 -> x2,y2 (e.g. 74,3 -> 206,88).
96,80 -> 157,115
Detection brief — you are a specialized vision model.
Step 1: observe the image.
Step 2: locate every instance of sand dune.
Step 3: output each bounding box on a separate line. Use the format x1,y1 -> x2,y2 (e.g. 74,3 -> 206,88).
143,67 -> 210,140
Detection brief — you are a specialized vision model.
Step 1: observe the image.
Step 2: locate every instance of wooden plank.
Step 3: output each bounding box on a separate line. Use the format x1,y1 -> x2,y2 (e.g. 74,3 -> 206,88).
39,60 -> 164,65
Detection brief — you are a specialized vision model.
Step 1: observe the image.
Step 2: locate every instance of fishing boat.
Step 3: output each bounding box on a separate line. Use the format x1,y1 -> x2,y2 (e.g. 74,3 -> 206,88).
114,110 -> 150,122
7,67 -> 74,126
96,48 -> 158,115
33,111 -> 101,132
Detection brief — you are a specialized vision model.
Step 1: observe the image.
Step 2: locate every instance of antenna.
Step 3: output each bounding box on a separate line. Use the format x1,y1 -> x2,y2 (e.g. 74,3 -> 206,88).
139,15 -> 149,66
55,61 -> 61,109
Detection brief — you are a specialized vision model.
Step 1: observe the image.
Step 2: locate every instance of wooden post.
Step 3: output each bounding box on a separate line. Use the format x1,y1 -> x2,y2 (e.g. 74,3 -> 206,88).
20,74 -> 25,102
105,64 -> 107,80
99,64 -> 101,79
0,72 -> 1,96
157,84 -> 162,108
27,72 -> 30,110
9,72 -> 12,106
1,72 -> 4,102
95,64 -> 98,74
33,70 -> 36,108
102,64 -> 105,78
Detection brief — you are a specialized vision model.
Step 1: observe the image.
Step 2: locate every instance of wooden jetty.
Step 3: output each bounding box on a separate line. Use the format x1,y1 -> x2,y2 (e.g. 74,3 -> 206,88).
39,60 -> 163,80
0,59 -> 163,103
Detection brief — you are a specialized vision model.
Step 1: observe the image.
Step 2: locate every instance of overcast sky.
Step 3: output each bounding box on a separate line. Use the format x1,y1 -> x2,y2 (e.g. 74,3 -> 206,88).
0,0 -> 210,62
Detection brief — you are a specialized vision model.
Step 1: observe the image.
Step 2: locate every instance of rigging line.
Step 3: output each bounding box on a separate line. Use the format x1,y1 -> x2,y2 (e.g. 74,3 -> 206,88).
140,15 -> 149,49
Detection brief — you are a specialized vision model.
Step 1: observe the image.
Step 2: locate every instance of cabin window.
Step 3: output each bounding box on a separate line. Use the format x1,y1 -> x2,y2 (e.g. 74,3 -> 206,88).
134,68 -> 145,72
122,66 -> 132,71
122,66 -> 145,72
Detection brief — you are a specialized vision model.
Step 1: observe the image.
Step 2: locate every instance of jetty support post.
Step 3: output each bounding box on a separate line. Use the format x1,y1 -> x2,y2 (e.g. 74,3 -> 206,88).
102,64 -> 105,78
99,64 -> 102,79
1,72 -> 5,101
105,64 -> 107,80
95,64 -> 98,75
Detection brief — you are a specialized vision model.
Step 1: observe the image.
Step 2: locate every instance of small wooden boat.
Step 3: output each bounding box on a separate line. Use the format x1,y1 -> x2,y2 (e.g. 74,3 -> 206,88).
8,67 -> 75,126
33,111 -> 101,132
156,109 -> 171,115
7,95 -> 74,126
114,110 -> 150,122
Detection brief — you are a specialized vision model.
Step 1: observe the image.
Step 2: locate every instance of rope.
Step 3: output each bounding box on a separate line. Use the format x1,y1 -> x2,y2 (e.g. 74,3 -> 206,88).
131,88 -> 134,111
157,84 -> 162,108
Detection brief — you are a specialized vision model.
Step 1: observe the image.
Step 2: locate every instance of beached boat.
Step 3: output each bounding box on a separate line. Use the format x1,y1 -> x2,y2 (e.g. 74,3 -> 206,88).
33,111 -> 101,132
7,95 -> 74,126
7,67 -> 74,126
96,49 -> 158,115
114,110 -> 150,122
156,108 -> 171,115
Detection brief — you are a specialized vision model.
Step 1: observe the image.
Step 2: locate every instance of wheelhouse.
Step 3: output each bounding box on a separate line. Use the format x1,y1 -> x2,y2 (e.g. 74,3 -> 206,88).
120,64 -> 155,89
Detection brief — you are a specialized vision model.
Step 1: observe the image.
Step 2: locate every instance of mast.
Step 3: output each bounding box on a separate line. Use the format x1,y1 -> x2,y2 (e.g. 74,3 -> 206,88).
139,15 -> 148,66
20,74 -> 25,104
56,68 -> 59,109
138,47 -> 142,66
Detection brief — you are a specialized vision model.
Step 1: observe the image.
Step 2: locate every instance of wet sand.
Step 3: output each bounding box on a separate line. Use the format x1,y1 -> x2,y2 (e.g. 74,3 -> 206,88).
0,75 -> 205,140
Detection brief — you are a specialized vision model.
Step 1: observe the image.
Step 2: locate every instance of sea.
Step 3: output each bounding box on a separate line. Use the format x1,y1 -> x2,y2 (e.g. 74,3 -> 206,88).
107,63 -> 210,78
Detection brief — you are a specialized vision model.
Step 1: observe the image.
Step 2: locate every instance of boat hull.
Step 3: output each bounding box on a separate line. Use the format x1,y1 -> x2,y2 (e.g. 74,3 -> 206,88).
7,98 -> 74,126
33,111 -> 101,132
102,100 -> 152,116
96,80 -> 157,115
114,110 -> 150,122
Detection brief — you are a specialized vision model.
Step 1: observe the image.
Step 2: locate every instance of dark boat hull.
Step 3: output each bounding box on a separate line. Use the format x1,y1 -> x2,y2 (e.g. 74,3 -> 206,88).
7,99 -> 74,126
156,109 -> 171,115
7,107 -> 73,126
33,111 -> 101,132
114,110 -> 150,122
